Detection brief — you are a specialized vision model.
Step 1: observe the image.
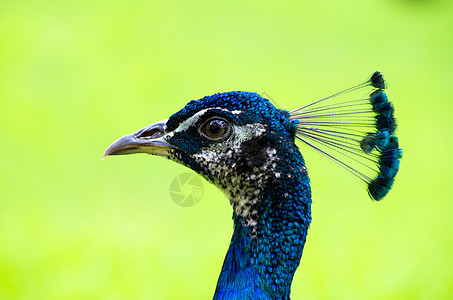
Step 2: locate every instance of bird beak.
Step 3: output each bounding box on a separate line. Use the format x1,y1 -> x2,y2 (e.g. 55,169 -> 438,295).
102,119 -> 176,160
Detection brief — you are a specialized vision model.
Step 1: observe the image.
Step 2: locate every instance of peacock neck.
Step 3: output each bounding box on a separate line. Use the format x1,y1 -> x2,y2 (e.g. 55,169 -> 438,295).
214,158 -> 312,300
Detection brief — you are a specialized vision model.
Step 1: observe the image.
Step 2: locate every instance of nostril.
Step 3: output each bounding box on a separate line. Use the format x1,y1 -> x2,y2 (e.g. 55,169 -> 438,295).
137,128 -> 164,139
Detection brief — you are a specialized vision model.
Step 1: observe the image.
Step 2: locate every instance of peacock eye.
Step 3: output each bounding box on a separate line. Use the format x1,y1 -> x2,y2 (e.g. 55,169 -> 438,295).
200,118 -> 232,141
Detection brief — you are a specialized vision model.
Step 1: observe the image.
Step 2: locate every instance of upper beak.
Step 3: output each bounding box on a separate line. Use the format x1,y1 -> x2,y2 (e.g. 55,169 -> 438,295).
102,119 -> 176,160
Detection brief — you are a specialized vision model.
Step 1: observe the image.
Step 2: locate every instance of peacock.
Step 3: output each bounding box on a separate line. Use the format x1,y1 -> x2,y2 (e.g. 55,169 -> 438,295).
102,72 -> 401,299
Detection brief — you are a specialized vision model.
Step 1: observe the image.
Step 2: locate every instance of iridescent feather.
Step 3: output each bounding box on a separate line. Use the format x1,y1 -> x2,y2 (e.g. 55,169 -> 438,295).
289,72 -> 402,200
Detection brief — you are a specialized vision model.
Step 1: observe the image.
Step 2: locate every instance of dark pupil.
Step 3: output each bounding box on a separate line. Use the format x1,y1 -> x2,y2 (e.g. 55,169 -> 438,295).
207,120 -> 225,137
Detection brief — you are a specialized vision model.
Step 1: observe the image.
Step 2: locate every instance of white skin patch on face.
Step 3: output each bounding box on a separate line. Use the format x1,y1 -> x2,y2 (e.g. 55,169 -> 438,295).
193,123 -> 267,160
208,123 -> 267,150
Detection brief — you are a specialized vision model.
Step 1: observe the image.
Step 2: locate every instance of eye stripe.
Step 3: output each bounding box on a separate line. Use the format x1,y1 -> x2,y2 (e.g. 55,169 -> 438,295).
171,108 -> 244,134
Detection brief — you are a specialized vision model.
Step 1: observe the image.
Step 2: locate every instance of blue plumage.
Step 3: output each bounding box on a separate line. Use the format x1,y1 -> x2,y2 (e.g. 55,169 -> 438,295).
102,72 -> 401,299
164,92 -> 311,298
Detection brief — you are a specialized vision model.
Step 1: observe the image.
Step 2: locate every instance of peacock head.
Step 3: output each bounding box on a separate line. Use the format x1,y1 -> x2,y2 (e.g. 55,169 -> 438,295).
104,72 -> 401,206
103,91 -> 303,218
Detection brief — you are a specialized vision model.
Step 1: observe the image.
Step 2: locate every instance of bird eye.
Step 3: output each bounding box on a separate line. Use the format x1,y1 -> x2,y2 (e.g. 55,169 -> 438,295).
200,118 -> 231,141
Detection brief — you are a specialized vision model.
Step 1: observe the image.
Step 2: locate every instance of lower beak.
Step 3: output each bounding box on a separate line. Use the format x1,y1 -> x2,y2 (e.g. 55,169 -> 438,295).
102,119 -> 176,160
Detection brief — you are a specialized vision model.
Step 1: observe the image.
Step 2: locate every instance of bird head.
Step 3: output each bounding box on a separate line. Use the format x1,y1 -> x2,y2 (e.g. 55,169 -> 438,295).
103,91 -> 305,219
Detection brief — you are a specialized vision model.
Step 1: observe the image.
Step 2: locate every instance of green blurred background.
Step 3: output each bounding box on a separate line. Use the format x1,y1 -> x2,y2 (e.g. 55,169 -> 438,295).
1,0 -> 452,299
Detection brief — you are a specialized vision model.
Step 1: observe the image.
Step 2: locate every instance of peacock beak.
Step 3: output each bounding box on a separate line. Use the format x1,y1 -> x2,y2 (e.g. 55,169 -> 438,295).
102,119 -> 177,160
